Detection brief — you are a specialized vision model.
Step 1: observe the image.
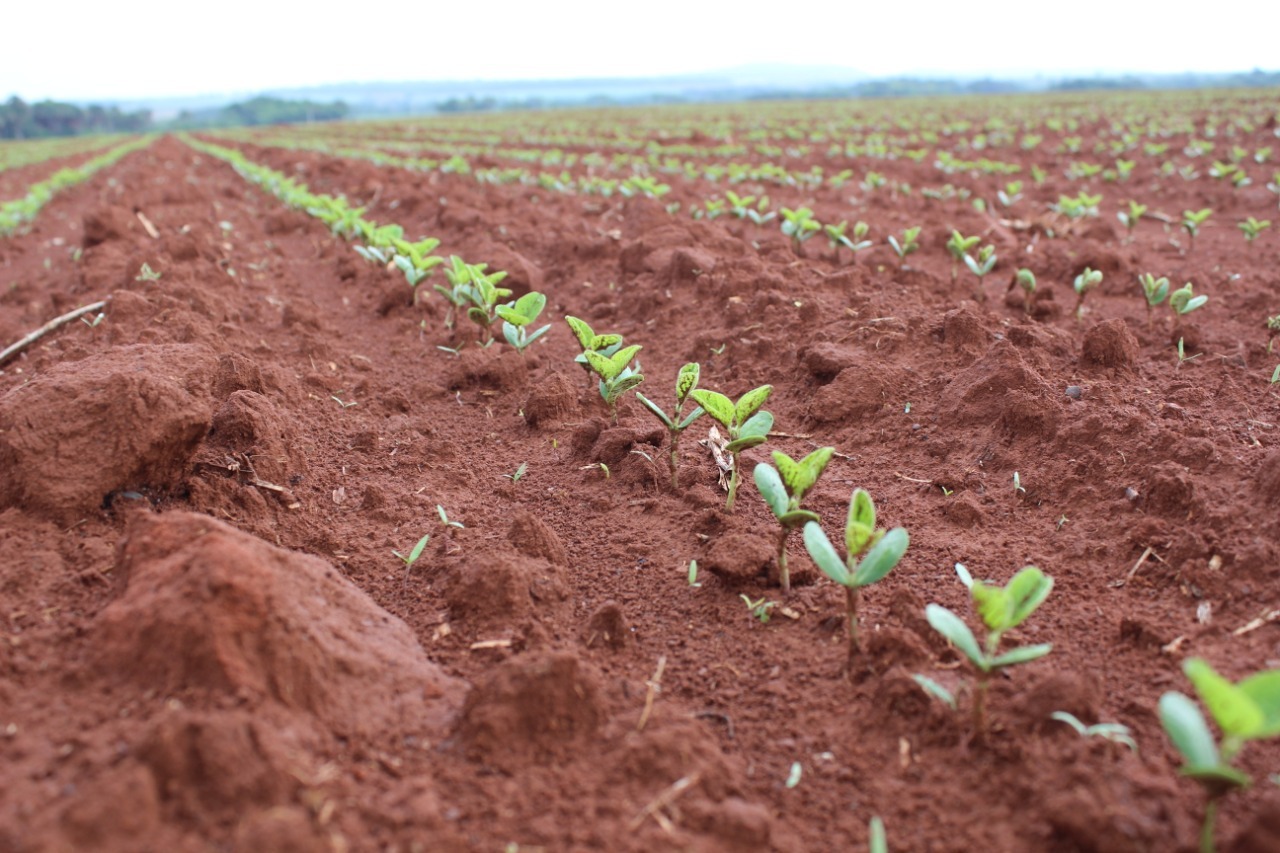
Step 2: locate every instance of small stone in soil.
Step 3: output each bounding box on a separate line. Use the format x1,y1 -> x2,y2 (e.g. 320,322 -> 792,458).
1065,386 -> 1082,400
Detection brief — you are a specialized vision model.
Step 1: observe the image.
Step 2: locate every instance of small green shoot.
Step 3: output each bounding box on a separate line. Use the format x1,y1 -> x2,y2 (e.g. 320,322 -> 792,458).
912,674 -> 957,710
963,244 -> 997,302
1140,273 -> 1170,328
1118,200 -> 1147,239
1015,268 -> 1036,314
565,315 -> 624,386
888,226 -> 921,266
1072,267 -> 1103,321
689,384 -> 773,512
1170,283 -> 1208,316
946,230 -> 980,282
803,488 -> 909,666
1050,711 -> 1137,751
925,564 -> 1054,740
1177,337 -> 1201,366
780,206 -> 821,251
584,344 -> 644,423
393,533 -> 431,583
331,394 -> 357,409
1238,216 -> 1270,245
687,560 -> 700,588
1160,659 -> 1280,853
636,362 -> 705,490
785,762 -> 802,789
1013,471 -> 1026,496
754,447 -> 835,594
496,291 -> 551,354
437,505 -> 465,529
824,220 -> 873,259
135,263 -> 161,282
868,816 -> 888,853
504,462 -> 528,483
1181,208 -> 1213,253
741,594 -> 777,624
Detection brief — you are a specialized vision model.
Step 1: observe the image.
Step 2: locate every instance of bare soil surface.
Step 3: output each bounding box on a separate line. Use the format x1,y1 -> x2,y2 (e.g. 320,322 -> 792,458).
2,118 -> 1279,853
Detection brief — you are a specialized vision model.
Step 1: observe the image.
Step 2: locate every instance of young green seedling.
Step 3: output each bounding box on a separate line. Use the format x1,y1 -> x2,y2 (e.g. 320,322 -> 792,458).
945,230 -> 980,283
1268,315 -> 1280,353
997,180 -> 1023,207
462,264 -> 513,344
964,244 -> 997,302
753,447 -> 835,594
136,263 -> 162,282
824,220 -> 872,260
888,226 -> 922,266
1118,200 -> 1147,240
584,343 -> 644,423
1140,273 -> 1170,329
1160,658 -> 1280,853
780,206 -> 821,252
1050,711 -> 1137,752
635,362 -> 705,490
496,291 -> 551,354
504,462 -> 528,483
1238,216 -> 1271,245
803,488 -> 909,668
868,816 -> 888,853
1170,283 -> 1208,316
1181,208 -> 1213,253
1014,268 -> 1036,315
1072,267 -> 1103,321
393,533 -> 431,584
390,237 -> 443,303
565,315 -> 624,387
725,190 -> 756,220
689,384 -> 773,512
925,564 -> 1054,740
740,594 -> 777,624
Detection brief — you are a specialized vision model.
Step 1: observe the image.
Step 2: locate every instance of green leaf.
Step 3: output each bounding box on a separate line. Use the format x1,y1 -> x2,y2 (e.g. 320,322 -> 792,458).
1186,658 -> 1265,739
802,521 -> 850,586
689,389 -> 734,429
634,393 -> 674,428
988,643 -> 1052,669
738,410 -> 773,440
798,447 -> 835,496
565,315 -> 594,349
1160,691 -> 1222,769
734,385 -> 774,426
912,675 -> 956,710
676,363 -> 700,404
676,407 -> 705,431
850,527 -> 908,588
511,291 -> 546,322
611,372 -> 645,396
726,434 -> 768,454
494,305 -> 527,326
1237,670 -> 1280,738
925,604 -> 987,671
753,464 -> 789,519
591,333 -> 623,351
407,533 -> 430,564
869,817 -> 888,853
846,488 -> 877,556
975,566 -> 1052,634
585,344 -> 641,382
772,451 -> 804,497
778,509 -> 820,528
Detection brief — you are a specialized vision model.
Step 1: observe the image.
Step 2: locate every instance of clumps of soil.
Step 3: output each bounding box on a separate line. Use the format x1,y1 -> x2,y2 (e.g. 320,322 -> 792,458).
446,346 -> 530,391
456,651 -> 605,771
444,548 -> 570,632
801,342 -> 859,383
201,390 -> 308,486
95,511 -> 464,738
508,509 -> 569,564
1081,319 -> 1139,370
523,371 -> 582,427
1142,462 -> 1197,517
1257,450 -> 1280,502
0,344 -> 214,521
808,366 -> 890,425
700,529 -> 774,586
938,341 -> 1050,424
939,305 -> 990,356
583,601 -> 631,651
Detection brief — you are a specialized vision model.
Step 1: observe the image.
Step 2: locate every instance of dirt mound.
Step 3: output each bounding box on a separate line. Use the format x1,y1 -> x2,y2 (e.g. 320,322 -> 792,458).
0,344 -> 214,521
94,511 -> 464,738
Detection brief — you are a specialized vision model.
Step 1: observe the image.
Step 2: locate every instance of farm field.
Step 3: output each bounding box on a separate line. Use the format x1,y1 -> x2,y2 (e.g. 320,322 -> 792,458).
2,89 -> 1280,852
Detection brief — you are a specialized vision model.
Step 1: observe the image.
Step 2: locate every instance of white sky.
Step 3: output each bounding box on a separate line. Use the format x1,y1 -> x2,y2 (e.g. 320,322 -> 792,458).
4,0 -> 1277,102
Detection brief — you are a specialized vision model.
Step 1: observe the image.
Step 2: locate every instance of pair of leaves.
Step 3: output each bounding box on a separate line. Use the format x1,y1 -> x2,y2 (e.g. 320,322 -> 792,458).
1140,274 -> 1170,307
1170,283 -> 1207,315
585,345 -> 642,382
636,363 -> 703,431
925,604 -> 1052,674
691,385 -> 772,435
566,315 -> 623,353
754,447 -> 834,522
971,566 -> 1054,639
804,521 -> 908,591
495,292 -> 546,328
946,230 -> 980,260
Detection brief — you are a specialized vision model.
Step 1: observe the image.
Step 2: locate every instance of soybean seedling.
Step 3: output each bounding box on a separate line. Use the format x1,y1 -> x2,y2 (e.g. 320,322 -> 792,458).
390,237 -> 444,303
1072,267 -> 1103,321
1181,208 -> 1213,253
741,594 -> 777,624
635,362 -> 705,490
824,220 -> 873,261
1160,659 -> 1280,853
780,206 -> 821,252
1170,283 -> 1208,317
583,343 -> 644,423
463,264 -> 513,344
496,291 -> 551,354
803,488 -> 909,668
963,245 -> 997,303
1014,268 -> 1036,315
393,533 -> 431,584
925,564 -> 1054,740
565,315 -> 624,387
1238,216 -> 1271,245
1117,200 -> 1147,241
1051,711 -> 1137,752
689,384 -> 773,512
888,226 -> 922,267
1140,273 -> 1170,329
946,230 -> 980,283
753,447 -> 835,594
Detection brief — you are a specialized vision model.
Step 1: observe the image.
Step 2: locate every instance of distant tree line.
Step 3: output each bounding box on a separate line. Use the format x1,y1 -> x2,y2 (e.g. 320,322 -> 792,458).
171,96 -> 349,130
0,96 -> 151,139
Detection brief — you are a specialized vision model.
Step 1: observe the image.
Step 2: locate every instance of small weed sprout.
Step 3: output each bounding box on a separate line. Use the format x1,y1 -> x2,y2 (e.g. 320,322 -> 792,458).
753,447 -> 835,594
689,384 -> 773,512
1177,337 -> 1201,366
496,291 -> 551,354
912,674 -> 958,709
1051,711 -> 1137,751
135,263 -> 161,282
635,362 -> 705,490
802,488 -> 909,666
1238,216 -> 1271,245
963,245 -> 997,302
740,594 -> 777,624
1160,659 -> 1280,853
393,533 -> 431,583
1140,273 -> 1170,328
436,505 -> 464,530
1181,208 -> 1213,252
997,180 -> 1023,207
888,226 -> 922,266
1118,200 -> 1147,240
687,560 -> 700,587
1072,267 -> 1103,321
1013,471 -> 1026,496
1170,283 -> 1208,316
504,462 -> 528,483
725,191 -> 756,219
1014,268 -> 1036,315
925,564 -> 1054,740
945,230 -> 980,283
868,816 -> 888,853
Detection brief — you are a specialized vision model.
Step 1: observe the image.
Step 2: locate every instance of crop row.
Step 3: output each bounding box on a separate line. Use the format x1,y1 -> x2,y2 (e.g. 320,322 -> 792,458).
0,133 -> 124,174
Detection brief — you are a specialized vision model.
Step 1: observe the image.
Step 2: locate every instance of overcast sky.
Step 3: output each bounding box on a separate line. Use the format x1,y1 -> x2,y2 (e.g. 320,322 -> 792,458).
4,0 -> 1276,102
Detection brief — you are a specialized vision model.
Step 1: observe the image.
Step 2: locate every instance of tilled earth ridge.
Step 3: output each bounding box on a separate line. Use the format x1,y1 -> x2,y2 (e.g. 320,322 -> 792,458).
0,128 -> 1278,852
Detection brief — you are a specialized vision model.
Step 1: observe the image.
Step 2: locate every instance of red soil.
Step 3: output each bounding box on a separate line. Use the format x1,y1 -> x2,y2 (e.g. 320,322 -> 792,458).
1,116 -> 1279,852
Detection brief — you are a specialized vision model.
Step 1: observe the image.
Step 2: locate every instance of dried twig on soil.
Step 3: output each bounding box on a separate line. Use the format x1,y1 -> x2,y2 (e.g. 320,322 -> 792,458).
134,210 -> 160,239
628,772 -> 699,833
1233,610 -> 1280,636
699,426 -> 732,492
0,300 -> 107,367
693,711 -> 735,740
636,655 -> 667,732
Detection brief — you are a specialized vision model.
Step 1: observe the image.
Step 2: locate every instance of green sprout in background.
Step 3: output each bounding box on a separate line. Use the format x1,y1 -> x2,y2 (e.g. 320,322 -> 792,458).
888,226 -> 922,267
1139,273 -> 1170,328
1072,267 -> 1103,321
